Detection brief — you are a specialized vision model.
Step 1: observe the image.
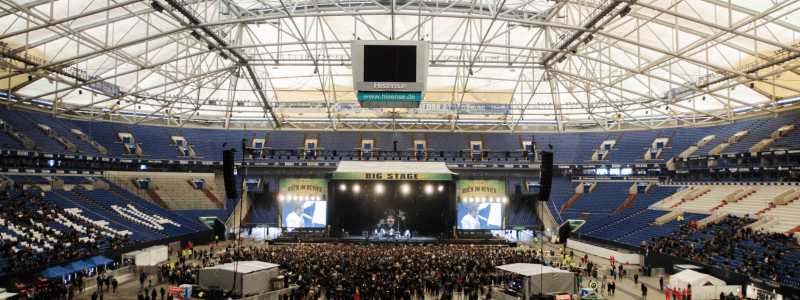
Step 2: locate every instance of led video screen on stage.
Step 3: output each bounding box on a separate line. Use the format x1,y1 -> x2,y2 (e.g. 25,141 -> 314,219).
333,181 -> 452,236
279,179 -> 328,228
456,180 -> 505,230
281,201 -> 326,228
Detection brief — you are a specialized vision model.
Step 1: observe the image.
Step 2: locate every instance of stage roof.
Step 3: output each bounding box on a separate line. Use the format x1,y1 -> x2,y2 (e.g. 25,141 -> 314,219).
333,161 -> 457,179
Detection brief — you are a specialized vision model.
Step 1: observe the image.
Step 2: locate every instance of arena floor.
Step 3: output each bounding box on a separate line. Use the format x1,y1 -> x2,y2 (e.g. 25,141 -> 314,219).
72,240 -> 666,300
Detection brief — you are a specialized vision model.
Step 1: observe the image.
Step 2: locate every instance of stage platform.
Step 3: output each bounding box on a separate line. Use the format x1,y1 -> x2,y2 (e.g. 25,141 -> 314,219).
271,235 -> 512,246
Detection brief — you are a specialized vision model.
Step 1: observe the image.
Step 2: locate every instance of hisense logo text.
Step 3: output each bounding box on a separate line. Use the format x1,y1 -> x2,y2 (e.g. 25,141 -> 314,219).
373,83 -> 406,89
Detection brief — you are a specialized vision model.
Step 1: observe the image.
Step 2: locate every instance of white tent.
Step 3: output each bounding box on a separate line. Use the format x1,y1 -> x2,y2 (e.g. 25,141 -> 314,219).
198,261 -> 280,297
496,263 -> 578,297
668,270 -> 726,290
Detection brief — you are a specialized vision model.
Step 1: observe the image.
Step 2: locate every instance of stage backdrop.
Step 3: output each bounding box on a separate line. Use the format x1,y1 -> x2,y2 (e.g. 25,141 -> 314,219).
279,179 -> 328,228
456,180 -> 505,230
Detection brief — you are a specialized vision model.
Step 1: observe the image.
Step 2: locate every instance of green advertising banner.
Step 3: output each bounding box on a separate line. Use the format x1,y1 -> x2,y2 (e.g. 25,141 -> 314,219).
567,219 -> 585,230
200,217 -> 216,227
332,172 -> 452,180
279,178 -> 329,200
455,180 -> 506,200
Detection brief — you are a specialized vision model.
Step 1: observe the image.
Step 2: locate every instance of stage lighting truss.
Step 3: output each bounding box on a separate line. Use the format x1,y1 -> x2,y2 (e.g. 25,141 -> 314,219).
279,195 -> 322,201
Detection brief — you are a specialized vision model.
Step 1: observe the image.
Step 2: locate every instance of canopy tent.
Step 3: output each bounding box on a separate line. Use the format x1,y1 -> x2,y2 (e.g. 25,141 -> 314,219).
0,292 -> 19,299
496,263 -> 578,297
84,256 -> 114,268
41,266 -> 71,278
198,261 -> 280,297
332,162 -> 456,180
65,261 -> 94,273
668,270 -> 726,290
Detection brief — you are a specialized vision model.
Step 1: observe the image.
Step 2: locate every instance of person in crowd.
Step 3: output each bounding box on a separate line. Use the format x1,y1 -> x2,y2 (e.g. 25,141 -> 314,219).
641,283 -> 648,299
645,215 -> 797,287
0,190 -> 135,275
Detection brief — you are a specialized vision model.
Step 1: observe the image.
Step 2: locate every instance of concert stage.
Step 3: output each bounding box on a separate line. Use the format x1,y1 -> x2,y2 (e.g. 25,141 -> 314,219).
271,235 -> 512,246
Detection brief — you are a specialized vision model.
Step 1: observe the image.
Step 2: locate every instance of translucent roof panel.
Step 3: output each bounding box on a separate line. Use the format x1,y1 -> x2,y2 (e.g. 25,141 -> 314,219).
1,0 -> 799,131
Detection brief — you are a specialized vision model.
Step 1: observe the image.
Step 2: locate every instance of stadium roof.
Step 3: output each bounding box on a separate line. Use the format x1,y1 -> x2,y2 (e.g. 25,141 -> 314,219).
2,0 -> 800,132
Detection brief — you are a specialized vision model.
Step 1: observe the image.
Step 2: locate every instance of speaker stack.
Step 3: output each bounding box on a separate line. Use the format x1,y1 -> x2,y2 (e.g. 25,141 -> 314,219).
222,150 -> 239,200
539,151 -> 553,202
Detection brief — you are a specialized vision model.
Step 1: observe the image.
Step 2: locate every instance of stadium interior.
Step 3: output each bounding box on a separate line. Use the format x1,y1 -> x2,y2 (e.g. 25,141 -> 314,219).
3,0 -> 800,299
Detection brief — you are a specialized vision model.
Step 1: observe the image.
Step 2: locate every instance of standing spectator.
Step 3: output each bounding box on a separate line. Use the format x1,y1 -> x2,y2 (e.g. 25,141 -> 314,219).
641,284 -> 648,299
112,278 -> 118,293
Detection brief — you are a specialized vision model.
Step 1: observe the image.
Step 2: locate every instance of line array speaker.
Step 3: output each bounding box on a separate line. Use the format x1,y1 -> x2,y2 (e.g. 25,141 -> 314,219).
222,150 -> 239,199
539,151 -> 553,201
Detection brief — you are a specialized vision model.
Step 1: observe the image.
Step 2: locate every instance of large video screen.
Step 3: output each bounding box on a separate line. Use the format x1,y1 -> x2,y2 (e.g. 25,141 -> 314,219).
279,178 -> 328,228
455,180 -> 505,230
363,45 -> 417,82
457,203 -> 502,230
281,201 -> 327,228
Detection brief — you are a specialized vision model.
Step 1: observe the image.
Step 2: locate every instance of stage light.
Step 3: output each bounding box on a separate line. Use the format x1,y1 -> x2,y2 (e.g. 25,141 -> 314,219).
375,184 -> 384,194
489,197 -> 494,202
340,184 -> 346,191
438,185 -> 444,192
293,195 -> 298,201
401,184 -> 410,193
469,197 -> 474,202
353,184 -> 360,193
315,196 -> 320,201
305,195 -> 310,201
424,185 -> 432,194
502,197 -> 508,203
481,197 -> 486,202
462,197 -> 467,202
279,195 -> 285,201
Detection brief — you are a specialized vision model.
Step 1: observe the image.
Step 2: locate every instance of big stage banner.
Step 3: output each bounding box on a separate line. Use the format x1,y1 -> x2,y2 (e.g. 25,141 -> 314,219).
279,178 -> 328,200
455,180 -> 506,199
332,172 -> 452,180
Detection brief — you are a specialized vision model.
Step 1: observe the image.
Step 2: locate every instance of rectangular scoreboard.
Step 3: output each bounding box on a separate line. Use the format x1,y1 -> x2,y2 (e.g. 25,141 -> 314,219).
351,40 -> 429,108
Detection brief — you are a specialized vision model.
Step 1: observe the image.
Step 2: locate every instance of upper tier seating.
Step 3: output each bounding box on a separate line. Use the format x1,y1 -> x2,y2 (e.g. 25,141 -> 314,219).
2,108 -> 800,164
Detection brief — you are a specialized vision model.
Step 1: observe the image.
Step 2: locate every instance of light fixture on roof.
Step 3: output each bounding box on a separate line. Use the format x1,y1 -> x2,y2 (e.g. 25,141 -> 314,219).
619,6 -> 631,17
150,1 -> 164,12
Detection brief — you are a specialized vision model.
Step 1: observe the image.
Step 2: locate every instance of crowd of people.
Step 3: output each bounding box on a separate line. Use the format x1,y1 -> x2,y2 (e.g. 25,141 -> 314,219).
0,189 -> 136,274
215,243 -> 548,300
645,214 -> 798,283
